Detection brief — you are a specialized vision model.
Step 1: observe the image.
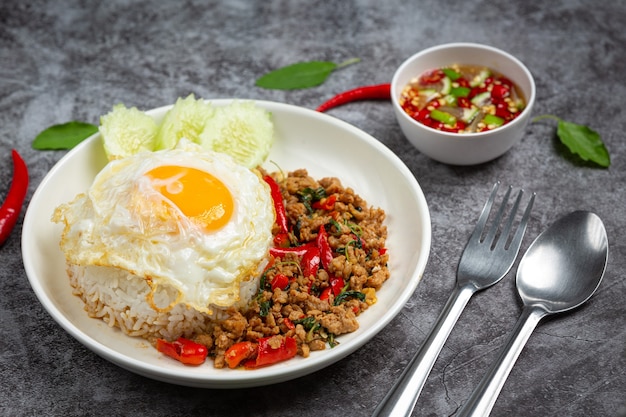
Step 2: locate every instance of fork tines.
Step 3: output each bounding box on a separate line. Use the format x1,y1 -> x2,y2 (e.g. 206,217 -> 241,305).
474,182 -> 536,251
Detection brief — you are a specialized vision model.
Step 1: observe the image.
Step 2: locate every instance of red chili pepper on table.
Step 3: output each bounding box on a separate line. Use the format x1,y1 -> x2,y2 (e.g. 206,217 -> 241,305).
263,175 -> 289,234
316,83 -> 392,112
0,150 -> 29,246
156,337 -> 208,366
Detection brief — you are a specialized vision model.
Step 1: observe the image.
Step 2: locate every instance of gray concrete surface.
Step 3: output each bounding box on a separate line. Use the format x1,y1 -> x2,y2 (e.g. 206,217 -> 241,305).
1,1 -> 624,416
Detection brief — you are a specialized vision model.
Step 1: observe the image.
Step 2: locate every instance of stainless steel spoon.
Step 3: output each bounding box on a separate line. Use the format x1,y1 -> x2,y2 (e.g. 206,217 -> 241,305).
457,210 -> 609,417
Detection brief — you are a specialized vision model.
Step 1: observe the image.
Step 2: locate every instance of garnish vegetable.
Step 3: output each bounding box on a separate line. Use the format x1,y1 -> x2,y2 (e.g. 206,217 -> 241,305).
154,95 -> 214,150
0,150 -> 29,246
32,121 -> 97,150
31,95 -> 275,169
316,83 -> 392,112
255,58 -> 360,90
198,101 -> 274,169
99,104 -> 159,160
224,336 -> 298,369
533,115 -> 610,168
100,96 -> 274,168
263,175 -> 289,234
156,337 -> 208,366
399,65 -> 526,133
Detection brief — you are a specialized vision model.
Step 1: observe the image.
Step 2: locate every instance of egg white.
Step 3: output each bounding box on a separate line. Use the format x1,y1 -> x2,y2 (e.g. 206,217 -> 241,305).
53,139 -> 275,313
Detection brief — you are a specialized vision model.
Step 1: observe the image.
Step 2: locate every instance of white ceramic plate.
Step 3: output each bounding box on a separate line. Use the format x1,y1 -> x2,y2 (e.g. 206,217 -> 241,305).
22,99 -> 431,388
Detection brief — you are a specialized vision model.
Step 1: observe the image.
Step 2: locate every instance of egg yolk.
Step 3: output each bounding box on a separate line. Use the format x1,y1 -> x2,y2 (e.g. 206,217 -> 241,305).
146,165 -> 234,231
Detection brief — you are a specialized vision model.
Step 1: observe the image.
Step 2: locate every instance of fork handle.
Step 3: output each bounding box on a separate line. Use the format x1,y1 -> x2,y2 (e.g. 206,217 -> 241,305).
456,306 -> 547,417
372,285 -> 475,417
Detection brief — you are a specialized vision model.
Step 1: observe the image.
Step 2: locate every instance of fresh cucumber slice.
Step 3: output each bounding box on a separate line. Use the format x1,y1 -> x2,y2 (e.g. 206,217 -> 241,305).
99,104 -> 159,160
155,94 -> 215,150
198,101 -> 274,168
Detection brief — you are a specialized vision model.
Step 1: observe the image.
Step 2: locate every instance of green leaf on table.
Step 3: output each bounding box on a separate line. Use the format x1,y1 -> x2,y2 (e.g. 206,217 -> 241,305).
32,121 -> 98,150
255,58 -> 360,90
533,115 -> 610,168
557,120 -> 610,167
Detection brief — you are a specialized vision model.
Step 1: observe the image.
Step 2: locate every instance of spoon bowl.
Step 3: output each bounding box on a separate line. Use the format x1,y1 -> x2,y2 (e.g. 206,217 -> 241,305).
517,211 -> 608,313
457,210 -> 609,417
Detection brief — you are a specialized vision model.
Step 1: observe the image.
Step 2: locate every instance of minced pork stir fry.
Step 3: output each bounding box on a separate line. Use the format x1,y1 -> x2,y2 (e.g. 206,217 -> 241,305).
179,168 -> 390,369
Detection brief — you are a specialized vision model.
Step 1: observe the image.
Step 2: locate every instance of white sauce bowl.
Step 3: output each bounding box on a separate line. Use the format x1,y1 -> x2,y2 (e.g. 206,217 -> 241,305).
392,42 -> 536,165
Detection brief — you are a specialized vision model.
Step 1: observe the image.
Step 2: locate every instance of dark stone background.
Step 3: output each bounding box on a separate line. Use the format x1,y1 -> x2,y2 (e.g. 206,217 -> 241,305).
1,1 -> 624,416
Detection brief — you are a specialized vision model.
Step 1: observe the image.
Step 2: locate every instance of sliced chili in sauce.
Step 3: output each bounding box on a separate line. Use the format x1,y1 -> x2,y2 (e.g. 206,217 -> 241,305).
399,64 -> 526,133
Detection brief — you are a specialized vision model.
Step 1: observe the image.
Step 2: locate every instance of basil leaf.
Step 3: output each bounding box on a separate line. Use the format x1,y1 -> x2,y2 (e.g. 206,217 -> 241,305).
32,121 -> 98,150
255,61 -> 337,90
255,58 -> 360,90
333,290 -> 366,306
556,120 -> 610,168
533,115 -> 610,168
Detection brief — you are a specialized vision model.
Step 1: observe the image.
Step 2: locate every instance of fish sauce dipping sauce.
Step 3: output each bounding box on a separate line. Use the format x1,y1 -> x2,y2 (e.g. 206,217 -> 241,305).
399,64 -> 526,133
391,43 -> 535,165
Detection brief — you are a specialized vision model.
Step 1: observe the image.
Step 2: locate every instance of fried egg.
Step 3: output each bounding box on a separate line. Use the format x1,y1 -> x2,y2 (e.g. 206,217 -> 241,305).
53,139 -> 275,313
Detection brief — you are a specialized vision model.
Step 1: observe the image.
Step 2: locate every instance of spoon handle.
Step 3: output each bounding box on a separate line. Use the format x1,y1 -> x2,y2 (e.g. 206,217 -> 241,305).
372,285 -> 475,417
456,306 -> 546,417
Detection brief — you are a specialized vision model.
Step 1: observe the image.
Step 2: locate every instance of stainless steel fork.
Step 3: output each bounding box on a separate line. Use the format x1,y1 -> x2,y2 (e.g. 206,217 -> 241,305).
372,182 -> 535,417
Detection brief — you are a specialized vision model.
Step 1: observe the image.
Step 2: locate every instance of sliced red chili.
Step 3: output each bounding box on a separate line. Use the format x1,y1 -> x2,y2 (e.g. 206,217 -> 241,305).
312,194 -> 336,211
415,108 -> 431,124
270,273 -> 290,291
269,242 -> 316,258
156,337 -> 208,366
456,77 -> 470,88
224,341 -> 257,369
301,246 -> 320,279
316,225 -> 333,270
457,97 -> 471,109
273,232 -> 290,248
319,287 -> 333,301
491,84 -> 510,100
245,336 -> 297,368
495,102 -> 514,120
419,69 -> 444,84
0,150 -> 29,246
283,318 -> 295,330
329,276 -> 345,296
316,83 -> 391,112
498,77 -> 513,88
263,175 -> 289,234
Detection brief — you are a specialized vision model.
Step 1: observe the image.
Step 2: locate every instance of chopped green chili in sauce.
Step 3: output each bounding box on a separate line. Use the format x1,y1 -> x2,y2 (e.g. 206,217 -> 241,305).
399,64 -> 526,133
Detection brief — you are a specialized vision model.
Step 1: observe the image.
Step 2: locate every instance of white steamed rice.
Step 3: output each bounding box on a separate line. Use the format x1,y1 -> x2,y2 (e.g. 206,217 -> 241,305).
67,263 -> 259,341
